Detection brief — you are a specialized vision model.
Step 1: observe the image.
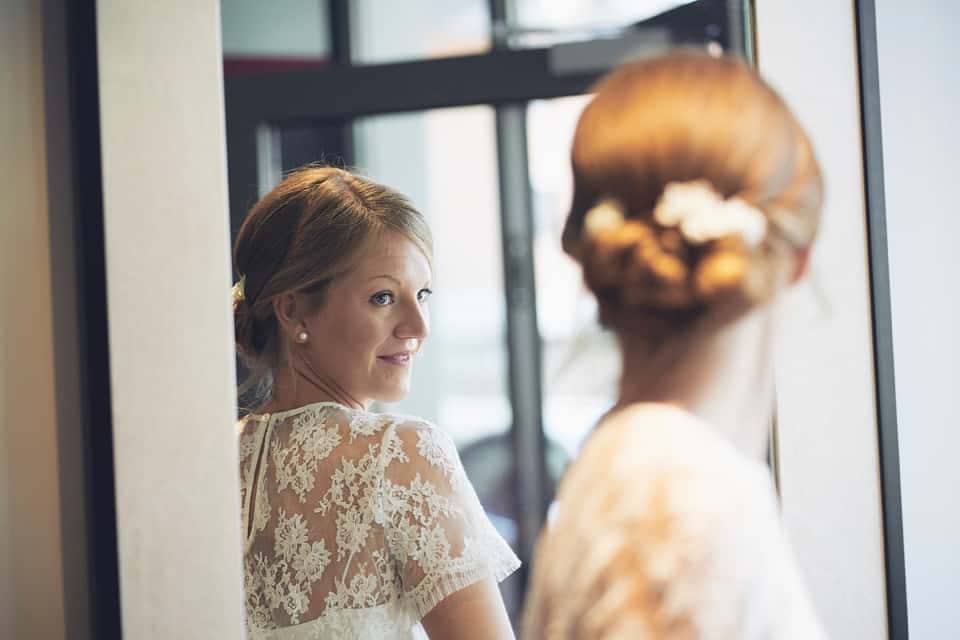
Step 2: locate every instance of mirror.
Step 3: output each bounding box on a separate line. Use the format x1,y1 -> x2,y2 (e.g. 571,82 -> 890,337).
221,0 -> 753,632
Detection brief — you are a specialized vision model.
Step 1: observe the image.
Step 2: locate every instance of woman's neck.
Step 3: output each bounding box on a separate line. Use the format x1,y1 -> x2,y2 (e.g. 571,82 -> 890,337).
616,309 -> 776,461
266,356 -> 367,413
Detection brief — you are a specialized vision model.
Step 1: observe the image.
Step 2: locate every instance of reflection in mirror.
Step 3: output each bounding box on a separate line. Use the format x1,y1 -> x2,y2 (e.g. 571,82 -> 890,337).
527,95 -> 620,460
221,0 -> 755,636
233,167 -> 520,638
505,0 -> 748,52
221,0 -> 331,74
351,0 -> 491,64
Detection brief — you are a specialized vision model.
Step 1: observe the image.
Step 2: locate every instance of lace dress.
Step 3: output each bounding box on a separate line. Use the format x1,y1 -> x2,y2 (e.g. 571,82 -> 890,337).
523,404 -> 826,640
238,402 -> 520,639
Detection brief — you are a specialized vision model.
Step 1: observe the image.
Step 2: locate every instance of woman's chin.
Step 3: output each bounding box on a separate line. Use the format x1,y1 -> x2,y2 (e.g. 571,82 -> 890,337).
374,383 -> 411,404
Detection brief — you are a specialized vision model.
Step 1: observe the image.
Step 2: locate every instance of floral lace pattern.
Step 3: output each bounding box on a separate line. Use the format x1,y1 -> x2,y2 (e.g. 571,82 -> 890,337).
415,427 -> 463,491
273,408 -> 342,502
237,403 -> 520,640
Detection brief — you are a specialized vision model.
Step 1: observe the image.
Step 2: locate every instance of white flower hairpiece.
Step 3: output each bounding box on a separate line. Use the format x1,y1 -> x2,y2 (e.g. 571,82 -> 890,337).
581,182 -> 768,248
583,198 -> 626,237
653,181 -> 767,247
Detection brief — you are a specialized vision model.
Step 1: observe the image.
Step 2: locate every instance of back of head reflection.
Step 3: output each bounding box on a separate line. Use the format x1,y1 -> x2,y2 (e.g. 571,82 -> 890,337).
232,166 -> 519,639
523,51 -> 827,639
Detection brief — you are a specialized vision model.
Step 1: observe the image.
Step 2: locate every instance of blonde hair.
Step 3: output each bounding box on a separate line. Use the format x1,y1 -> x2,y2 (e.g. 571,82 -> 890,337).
232,165 -> 432,400
564,51 -> 823,334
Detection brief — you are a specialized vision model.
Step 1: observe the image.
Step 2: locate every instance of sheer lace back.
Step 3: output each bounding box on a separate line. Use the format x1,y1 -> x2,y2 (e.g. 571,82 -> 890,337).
238,403 -> 519,639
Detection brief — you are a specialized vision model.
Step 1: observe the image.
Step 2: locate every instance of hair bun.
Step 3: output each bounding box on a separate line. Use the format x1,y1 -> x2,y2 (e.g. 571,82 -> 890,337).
693,242 -> 749,299
581,188 -> 768,312
233,299 -> 259,359
584,218 -> 697,310
565,52 -> 823,332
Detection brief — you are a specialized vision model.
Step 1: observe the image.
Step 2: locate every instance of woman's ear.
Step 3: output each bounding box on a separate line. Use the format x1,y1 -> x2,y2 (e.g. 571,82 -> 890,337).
272,292 -> 301,339
790,247 -> 811,285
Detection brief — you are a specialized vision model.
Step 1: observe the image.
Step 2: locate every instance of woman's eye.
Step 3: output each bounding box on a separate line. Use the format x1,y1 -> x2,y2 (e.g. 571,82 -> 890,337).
417,288 -> 433,303
371,292 -> 394,306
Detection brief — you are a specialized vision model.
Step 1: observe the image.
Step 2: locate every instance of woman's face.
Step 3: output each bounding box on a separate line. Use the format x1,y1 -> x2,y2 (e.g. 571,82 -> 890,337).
298,230 -> 432,407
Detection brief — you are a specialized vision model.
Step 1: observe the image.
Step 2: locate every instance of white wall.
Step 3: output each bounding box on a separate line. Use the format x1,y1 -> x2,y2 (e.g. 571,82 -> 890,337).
875,2 -> 960,636
97,1 -> 246,637
756,2 -> 889,637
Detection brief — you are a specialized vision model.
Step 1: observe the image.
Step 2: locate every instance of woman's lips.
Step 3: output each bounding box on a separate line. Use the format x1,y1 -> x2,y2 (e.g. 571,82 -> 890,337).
378,352 -> 412,366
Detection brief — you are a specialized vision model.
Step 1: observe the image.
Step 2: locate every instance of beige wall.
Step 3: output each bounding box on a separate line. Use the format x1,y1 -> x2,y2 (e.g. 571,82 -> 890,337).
96,1 -> 246,637
756,2 -> 889,637
0,1 -> 68,638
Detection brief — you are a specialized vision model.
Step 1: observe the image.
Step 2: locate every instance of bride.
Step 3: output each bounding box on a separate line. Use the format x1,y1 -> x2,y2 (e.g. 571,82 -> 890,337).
523,51 -> 828,639
232,166 -> 519,639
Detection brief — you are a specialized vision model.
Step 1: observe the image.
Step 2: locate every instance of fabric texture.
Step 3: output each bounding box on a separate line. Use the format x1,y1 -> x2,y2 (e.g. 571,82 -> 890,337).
523,404 -> 826,640
238,402 -> 520,639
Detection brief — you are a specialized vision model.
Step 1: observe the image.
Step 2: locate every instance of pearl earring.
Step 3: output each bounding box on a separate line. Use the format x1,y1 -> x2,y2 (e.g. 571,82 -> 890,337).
296,330 -> 309,344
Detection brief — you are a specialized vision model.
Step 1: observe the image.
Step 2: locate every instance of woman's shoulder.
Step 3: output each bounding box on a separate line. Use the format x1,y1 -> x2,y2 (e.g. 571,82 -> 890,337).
336,406 -> 445,450
375,413 -> 464,484
588,403 -> 758,476
380,412 -> 449,446
563,403 -> 774,526
553,413 -> 780,592
244,402 -> 427,439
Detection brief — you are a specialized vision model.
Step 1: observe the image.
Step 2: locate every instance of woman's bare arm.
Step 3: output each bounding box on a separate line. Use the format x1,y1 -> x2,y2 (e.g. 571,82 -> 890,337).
421,577 -> 516,640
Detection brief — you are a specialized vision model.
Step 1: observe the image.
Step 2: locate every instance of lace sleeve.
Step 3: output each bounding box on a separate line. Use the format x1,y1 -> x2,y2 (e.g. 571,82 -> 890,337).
380,420 -> 521,621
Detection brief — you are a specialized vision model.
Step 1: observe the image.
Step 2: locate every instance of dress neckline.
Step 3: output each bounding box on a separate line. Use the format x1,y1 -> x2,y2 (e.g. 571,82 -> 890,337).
246,400 -> 353,422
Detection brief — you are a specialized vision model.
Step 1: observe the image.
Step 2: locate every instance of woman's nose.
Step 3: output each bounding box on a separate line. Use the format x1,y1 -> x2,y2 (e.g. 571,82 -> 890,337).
396,299 -> 429,343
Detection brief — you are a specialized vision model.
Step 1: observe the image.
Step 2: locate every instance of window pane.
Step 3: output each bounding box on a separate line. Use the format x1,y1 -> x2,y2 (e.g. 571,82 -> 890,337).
354,107 -> 508,445
527,96 -> 621,460
221,0 -> 331,74
351,0 -> 490,64
507,0 -> 742,51
511,0 -> 695,30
